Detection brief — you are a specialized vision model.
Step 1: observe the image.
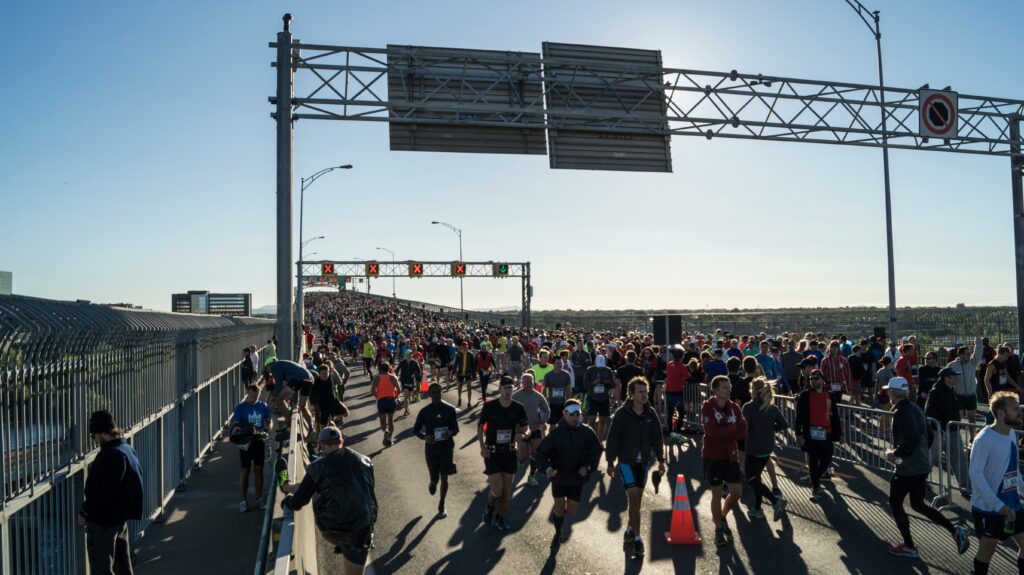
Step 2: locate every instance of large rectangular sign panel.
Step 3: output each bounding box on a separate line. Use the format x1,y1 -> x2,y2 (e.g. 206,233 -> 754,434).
542,42 -> 672,172
387,45 -> 547,155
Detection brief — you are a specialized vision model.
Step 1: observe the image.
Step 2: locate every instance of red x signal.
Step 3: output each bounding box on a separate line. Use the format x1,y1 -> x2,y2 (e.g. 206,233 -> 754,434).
366,262 -> 380,277
410,263 -> 423,276
321,263 -> 334,275
456,264 -> 465,274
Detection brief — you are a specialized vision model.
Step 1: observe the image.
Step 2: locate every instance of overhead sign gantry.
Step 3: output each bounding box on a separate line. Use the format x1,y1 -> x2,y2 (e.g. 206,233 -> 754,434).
269,14 -> 1023,360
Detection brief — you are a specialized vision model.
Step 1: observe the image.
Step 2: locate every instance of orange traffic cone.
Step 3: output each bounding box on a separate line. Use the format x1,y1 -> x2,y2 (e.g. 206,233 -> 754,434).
420,376 -> 430,394
664,474 -> 702,545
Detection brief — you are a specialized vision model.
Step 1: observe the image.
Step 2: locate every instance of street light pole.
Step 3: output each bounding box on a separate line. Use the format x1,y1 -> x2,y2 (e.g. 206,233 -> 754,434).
296,164 -> 352,326
432,220 -> 463,311
376,246 -> 396,299
844,0 -> 897,340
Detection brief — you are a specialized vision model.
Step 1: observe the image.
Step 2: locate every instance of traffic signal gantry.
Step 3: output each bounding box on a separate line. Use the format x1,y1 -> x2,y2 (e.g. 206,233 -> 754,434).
297,260 -> 532,327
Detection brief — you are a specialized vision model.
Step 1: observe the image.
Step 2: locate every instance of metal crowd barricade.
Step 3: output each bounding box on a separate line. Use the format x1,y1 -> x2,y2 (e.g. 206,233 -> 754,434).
0,295 -> 274,575
680,380 -> 951,499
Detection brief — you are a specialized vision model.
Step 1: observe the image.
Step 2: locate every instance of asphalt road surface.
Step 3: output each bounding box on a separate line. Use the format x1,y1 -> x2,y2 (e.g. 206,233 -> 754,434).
316,370 -> 1022,575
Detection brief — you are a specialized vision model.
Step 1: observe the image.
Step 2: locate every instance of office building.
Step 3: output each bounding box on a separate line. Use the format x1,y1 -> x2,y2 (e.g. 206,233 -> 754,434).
171,290 -> 251,316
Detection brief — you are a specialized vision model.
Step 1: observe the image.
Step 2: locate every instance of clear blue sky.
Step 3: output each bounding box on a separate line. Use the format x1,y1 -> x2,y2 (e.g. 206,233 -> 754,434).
2,0 -> 1021,312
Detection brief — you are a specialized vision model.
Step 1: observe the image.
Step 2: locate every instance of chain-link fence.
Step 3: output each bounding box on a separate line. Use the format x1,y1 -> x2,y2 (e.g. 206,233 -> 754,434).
0,295 -> 274,575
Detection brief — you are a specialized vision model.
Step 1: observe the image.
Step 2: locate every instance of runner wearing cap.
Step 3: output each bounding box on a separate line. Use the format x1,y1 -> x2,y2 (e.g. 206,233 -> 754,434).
583,354 -> 616,445
883,376 -> 970,558
512,372 -> 551,487
414,382 -> 459,518
926,366 -> 971,496
538,399 -> 602,544
282,426 -> 377,575
795,368 -> 843,502
479,376 -> 529,531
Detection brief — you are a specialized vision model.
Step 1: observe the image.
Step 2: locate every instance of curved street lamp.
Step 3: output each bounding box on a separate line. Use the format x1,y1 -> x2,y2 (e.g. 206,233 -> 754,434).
431,220 -> 463,311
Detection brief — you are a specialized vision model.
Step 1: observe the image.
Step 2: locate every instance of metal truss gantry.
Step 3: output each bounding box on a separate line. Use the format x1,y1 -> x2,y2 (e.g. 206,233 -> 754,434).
270,14 -> 1024,355
298,260 -> 533,327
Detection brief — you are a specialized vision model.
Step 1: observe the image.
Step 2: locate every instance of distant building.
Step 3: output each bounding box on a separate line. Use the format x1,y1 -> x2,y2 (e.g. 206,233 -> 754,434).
172,290 -> 251,316
0,271 -> 11,296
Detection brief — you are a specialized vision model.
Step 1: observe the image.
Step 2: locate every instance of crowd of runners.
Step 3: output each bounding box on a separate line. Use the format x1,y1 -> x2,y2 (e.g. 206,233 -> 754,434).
250,291 -> 1024,575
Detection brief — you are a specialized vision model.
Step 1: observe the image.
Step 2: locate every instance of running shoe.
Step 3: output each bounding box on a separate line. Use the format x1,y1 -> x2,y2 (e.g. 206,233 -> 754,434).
528,475 -> 539,487
239,500 -> 249,513
809,488 -> 822,503
632,538 -> 645,559
494,516 -> 511,531
437,507 -> 448,519
954,525 -> 969,555
748,508 -> 765,519
772,497 -> 788,522
721,523 -> 733,540
887,543 -> 919,558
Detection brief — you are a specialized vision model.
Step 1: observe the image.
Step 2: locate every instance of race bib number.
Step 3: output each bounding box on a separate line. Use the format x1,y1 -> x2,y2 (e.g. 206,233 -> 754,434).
434,427 -> 449,442
594,384 -> 605,394
552,388 -> 564,400
830,383 -> 842,393
1003,470 -> 1020,492
496,429 -> 512,444
810,426 -> 827,441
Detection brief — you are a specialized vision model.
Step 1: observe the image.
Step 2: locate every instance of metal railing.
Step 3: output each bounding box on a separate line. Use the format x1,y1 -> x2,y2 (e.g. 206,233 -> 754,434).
0,295 -> 274,574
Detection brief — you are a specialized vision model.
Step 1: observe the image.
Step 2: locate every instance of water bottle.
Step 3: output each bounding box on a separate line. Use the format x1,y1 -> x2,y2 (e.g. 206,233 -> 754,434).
275,455 -> 289,488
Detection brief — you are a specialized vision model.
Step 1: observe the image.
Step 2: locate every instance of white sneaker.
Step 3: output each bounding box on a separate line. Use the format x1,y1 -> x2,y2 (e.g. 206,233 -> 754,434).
239,500 -> 249,513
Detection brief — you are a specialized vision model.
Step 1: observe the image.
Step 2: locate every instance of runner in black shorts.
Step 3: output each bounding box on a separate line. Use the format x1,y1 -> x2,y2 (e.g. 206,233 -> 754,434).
230,385 -> 273,513
605,377 -> 666,560
583,355 -> 615,446
700,375 -> 746,547
538,400 -> 602,543
414,382 -> 459,518
479,376 -> 528,532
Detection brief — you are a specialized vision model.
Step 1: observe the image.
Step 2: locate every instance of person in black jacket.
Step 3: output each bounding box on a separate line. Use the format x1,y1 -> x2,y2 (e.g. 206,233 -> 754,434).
539,399 -> 602,544
925,366 -> 970,494
794,371 -> 843,502
605,377 -> 666,560
241,347 -> 257,385
283,426 -> 377,575
78,410 -> 143,575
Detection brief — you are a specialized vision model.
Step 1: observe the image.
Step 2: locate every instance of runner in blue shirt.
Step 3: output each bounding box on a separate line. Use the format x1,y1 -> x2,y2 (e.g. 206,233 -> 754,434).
230,384 -> 274,512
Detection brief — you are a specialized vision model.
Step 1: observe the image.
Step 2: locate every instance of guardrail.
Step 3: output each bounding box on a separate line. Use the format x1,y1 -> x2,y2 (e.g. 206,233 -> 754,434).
263,408 -> 317,575
0,295 -> 274,575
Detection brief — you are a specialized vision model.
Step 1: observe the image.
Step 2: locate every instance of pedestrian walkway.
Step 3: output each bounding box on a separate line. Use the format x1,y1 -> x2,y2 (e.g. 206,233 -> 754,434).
134,435 -> 272,574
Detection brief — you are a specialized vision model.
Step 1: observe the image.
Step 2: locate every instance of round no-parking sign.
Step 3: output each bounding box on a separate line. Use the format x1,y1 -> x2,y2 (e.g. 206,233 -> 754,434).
918,89 -> 958,138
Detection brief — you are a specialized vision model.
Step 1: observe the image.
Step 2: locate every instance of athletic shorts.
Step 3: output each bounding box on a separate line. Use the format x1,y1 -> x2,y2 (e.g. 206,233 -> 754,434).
426,449 -> 456,482
325,526 -> 374,566
973,508 -> 1024,540
618,462 -> 649,490
548,407 -> 564,425
704,458 -> 742,487
376,398 -> 397,414
551,483 -> 582,502
587,399 -> 610,416
528,429 -> 543,441
957,394 -> 979,411
484,449 -> 517,475
239,439 -> 266,469
287,379 -> 312,397
457,375 -> 473,383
